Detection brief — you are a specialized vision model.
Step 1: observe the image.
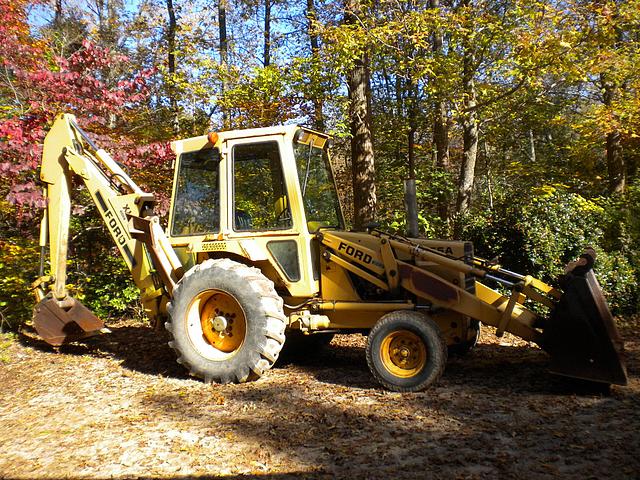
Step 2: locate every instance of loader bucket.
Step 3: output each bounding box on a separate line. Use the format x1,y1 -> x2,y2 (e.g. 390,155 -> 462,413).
543,264 -> 627,386
33,297 -> 105,346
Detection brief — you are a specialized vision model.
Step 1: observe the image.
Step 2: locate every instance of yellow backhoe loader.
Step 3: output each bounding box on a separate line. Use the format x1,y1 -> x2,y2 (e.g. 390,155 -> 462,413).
31,113 -> 628,392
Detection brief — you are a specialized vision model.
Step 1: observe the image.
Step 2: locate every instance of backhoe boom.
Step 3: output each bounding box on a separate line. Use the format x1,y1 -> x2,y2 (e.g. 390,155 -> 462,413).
33,113 -> 181,345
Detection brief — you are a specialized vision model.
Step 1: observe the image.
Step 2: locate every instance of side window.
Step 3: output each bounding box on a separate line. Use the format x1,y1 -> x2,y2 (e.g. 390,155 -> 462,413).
233,141 -> 292,231
267,240 -> 300,281
171,147 -> 220,236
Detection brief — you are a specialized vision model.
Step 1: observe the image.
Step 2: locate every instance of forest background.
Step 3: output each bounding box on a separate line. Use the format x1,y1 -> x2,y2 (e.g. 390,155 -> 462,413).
1,0 -> 640,328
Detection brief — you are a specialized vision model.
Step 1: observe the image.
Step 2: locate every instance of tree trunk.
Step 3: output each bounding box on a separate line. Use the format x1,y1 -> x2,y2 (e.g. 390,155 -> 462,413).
528,129 -> 536,163
306,0 -> 320,59
54,0 -> 63,23
430,0 -> 449,222
606,129 -> 625,193
218,0 -> 229,128
456,107 -> 478,216
600,10 -> 626,194
602,78 -> 625,193
406,78 -> 419,237
484,140 -> 494,210
346,0 -> 376,230
95,0 -> 105,41
106,0 -> 118,46
306,0 -> 324,130
394,71 -> 403,168
455,11 -> 479,232
404,179 -> 418,237
166,0 -> 179,135
263,0 -> 271,67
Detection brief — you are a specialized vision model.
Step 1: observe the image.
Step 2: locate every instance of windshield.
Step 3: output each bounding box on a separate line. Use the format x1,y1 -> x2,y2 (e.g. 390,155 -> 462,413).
171,147 -> 220,236
293,130 -> 343,231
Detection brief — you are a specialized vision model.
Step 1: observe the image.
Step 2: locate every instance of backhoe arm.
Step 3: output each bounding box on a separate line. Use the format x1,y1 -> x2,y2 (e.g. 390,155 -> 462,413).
33,113 -> 182,345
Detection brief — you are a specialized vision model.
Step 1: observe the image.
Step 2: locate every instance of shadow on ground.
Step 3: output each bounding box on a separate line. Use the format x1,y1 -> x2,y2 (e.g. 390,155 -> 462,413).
16,319 -> 628,397
18,322 -> 188,379
9,320 -> 640,479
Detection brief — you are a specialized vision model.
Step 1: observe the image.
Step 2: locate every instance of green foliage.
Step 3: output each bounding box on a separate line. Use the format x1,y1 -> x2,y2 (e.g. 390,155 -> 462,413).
72,254 -> 142,321
518,186 -> 604,276
593,249 -> 638,314
0,238 -> 39,330
592,179 -> 640,313
460,185 -> 640,313
376,158 -> 453,238
65,205 -> 144,322
219,65 -> 298,128
0,229 -> 142,329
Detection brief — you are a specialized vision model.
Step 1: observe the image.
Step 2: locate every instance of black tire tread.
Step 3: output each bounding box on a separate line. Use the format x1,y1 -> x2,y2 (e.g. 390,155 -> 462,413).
166,258 -> 286,384
366,311 -> 447,392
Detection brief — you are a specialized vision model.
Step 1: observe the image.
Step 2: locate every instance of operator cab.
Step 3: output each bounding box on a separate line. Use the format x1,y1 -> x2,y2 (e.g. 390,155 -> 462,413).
168,125 -> 344,300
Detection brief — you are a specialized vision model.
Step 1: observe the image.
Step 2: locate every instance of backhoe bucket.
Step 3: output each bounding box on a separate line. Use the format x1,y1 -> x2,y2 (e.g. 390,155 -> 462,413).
33,297 -> 105,346
543,260 -> 627,386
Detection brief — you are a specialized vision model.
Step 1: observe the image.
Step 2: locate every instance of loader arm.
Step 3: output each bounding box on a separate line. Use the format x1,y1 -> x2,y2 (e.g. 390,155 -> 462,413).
317,229 -> 627,386
33,113 -> 183,345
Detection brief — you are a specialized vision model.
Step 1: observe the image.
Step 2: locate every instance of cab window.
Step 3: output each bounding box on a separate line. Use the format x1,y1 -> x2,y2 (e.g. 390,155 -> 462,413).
233,141 -> 292,231
171,147 -> 220,236
294,132 -> 342,231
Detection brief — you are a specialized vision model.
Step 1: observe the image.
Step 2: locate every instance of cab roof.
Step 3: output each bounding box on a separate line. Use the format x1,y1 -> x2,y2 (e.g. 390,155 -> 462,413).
171,125 -> 330,155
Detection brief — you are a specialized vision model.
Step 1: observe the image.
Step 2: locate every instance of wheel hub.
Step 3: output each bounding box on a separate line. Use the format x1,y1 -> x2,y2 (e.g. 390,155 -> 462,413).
186,290 -> 246,356
381,330 -> 427,378
211,315 -> 228,332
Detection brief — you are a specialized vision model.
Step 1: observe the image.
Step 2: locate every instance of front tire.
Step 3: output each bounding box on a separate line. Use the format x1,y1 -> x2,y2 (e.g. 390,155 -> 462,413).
166,258 -> 286,384
366,311 -> 447,392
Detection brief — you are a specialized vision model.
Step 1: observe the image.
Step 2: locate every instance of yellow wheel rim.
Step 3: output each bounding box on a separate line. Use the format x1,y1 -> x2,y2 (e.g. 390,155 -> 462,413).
185,290 -> 246,360
380,330 -> 427,378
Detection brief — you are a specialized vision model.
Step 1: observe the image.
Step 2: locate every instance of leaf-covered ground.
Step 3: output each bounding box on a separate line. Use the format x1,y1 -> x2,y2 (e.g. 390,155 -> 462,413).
0,317 -> 638,479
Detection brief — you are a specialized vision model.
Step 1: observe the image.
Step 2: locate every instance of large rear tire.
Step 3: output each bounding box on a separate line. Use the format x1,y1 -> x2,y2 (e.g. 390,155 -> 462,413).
366,311 -> 447,392
166,258 -> 286,383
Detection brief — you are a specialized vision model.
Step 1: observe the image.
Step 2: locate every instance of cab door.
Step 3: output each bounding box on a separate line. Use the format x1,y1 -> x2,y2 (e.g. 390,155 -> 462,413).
224,135 -> 317,299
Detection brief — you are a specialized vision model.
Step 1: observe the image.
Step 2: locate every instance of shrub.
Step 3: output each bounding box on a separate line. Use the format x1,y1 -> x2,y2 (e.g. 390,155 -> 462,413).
0,222 -> 143,330
0,238 -> 39,330
460,185 -> 640,314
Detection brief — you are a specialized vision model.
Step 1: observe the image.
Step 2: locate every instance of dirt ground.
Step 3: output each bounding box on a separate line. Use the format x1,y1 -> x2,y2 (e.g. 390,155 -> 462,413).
0,316 -> 638,480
